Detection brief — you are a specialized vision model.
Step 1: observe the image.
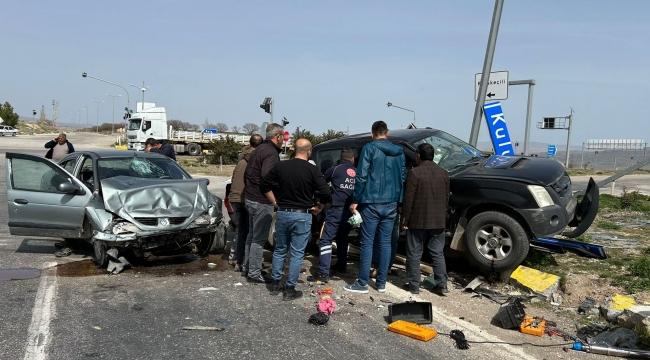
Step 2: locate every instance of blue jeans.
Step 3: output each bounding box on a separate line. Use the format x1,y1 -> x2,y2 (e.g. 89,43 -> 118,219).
373,214 -> 399,271
356,203 -> 397,287
271,211 -> 312,288
318,206 -> 352,276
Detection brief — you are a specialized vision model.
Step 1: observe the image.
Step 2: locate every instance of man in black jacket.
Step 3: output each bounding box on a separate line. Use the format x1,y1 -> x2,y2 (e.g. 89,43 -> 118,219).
145,138 -> 176,160
243,123 -> 284,283
45,133 -> 75,161
262,138 -> 330,300
401,143 -> 450,295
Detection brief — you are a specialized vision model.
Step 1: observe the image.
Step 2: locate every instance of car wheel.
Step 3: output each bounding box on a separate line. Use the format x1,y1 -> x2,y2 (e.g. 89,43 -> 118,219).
92,240 -> 109,267
12,133 -> 16,136
186,143 -> 202,156
197,233 -> 216,256
464,211 -> 529,273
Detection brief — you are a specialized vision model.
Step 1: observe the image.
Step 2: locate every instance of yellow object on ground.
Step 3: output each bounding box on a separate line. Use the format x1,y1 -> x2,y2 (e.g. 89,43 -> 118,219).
510,265 -> 560,297
519,315 -> 546,337
387,320 -> 437,342
114,145 -> 128,151
611,293 -> 636,311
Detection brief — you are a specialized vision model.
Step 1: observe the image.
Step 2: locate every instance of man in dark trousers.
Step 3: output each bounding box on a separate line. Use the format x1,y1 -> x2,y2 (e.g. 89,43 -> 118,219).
145,138 -> 176,160
309,149 -> 355,282
344,121 -> 405,294
243,123 -> 284,283
401,143 -> 450,295
228,134 -> 263,271
262,138 -> 330,300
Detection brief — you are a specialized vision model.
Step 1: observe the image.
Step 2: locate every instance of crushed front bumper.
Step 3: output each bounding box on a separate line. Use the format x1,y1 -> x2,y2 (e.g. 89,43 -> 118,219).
93,221 -> 223,250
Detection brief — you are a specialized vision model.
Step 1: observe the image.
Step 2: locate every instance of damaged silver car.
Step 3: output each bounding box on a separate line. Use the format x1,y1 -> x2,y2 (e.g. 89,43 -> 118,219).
5,151 -> 226,266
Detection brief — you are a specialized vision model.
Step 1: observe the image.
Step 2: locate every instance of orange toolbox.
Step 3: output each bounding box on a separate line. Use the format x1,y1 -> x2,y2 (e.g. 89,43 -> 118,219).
387,320 -> 438,342
519,315 -> 546,336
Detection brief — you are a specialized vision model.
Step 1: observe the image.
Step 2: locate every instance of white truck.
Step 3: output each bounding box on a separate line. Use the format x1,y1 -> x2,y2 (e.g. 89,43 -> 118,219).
126,102 -> 250,155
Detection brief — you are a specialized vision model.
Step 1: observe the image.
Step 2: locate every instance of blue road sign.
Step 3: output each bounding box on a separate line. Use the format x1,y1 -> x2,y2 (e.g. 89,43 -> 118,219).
483,102 -> 515,156
547,144 -> 557,157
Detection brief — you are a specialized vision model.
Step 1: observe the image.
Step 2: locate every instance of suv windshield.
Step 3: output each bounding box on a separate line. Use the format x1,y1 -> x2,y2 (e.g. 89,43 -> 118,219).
128,119 -> 142,131
414,131 -> 483,171
98,157 -> 189,180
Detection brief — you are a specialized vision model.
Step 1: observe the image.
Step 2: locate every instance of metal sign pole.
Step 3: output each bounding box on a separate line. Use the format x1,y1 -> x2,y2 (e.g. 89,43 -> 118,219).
469,0 -> 504,146
564,109 -> 573,168
509,79 -> 535,155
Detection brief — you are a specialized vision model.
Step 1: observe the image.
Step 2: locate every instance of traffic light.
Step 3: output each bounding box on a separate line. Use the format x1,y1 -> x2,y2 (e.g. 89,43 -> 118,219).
260,97 -> 272,114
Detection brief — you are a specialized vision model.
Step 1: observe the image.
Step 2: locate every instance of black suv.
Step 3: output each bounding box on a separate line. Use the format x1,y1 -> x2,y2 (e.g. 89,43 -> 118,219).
312,128 -> 599,272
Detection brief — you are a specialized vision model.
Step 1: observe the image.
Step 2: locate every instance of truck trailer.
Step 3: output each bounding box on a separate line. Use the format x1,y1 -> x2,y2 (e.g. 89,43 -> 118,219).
126,102 -> 250,155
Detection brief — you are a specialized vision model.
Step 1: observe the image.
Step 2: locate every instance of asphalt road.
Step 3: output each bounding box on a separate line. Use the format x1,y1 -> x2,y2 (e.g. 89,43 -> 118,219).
0,134 -> 600,360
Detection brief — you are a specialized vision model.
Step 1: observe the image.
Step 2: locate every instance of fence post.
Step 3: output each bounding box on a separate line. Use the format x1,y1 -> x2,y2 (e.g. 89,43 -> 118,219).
220,156 -> 223,173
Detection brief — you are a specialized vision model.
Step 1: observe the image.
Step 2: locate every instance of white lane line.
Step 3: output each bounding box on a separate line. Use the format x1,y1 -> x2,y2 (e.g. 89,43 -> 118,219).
23,262 -> 58,360
386,283 -> 539,360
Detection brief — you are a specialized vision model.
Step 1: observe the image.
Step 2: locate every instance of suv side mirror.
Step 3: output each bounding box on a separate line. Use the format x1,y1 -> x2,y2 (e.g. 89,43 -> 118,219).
57,181 -> 82,195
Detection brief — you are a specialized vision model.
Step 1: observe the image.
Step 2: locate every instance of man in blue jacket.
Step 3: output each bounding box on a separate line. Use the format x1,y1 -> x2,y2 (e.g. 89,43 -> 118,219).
344,121 -> 405,294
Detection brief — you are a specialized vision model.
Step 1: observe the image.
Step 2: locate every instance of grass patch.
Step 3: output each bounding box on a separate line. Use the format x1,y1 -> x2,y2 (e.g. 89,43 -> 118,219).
597,220 -> 622,230
600,194 -> 622,211
621,190 -> 650,213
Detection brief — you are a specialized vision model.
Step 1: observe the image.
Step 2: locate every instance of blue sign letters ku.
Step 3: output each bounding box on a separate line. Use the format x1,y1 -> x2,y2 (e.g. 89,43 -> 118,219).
547,144 -> 557,157
483,101 -> 515,156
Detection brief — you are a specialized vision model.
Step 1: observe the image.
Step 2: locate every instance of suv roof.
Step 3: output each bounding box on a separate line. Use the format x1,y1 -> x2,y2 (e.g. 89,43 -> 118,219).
315,128 -> 440,150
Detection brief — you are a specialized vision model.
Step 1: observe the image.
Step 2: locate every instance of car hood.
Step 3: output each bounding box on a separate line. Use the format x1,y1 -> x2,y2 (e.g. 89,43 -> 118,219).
456,155 -> 566,186
101,176 -> 214,221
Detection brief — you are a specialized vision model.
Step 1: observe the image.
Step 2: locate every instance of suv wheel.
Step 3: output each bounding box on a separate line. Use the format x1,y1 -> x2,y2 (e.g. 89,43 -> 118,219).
464,211 -> 529,272
92,240 -> 108,267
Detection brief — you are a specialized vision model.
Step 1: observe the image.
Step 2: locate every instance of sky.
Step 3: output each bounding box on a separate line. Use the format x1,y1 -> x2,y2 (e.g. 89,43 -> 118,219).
2,0 -> 649,148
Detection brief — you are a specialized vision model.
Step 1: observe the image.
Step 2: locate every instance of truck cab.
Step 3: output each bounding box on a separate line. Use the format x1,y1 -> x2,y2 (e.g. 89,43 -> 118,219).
127,102 -> 168,151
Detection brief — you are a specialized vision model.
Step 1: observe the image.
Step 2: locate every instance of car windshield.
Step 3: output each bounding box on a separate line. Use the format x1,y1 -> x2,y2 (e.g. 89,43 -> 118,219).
128,119 -> 142,131
97,157 -> 189,180
414,131 -> 483,171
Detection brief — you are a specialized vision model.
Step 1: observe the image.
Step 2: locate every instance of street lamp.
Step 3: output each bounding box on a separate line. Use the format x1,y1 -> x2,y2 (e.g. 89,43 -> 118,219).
81,72 -> 131,111
129,82 -> 148,110
106,94 -> 122,135
386,101 -> 416,126
93,99 -> 104,133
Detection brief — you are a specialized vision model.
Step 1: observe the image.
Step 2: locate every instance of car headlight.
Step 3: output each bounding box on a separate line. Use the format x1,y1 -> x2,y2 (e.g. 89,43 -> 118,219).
193,214 -> 212,225
112,221 -> 139,234
527,185 -> 555,208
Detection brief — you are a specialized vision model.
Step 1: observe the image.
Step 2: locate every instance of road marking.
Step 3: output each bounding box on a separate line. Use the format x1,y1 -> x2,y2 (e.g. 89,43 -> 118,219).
386,283 -> 539,360
23,262 -> 58,360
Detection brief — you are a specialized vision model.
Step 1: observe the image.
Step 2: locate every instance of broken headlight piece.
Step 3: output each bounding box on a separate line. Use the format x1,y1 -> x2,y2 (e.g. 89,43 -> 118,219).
112,221 -> 139,235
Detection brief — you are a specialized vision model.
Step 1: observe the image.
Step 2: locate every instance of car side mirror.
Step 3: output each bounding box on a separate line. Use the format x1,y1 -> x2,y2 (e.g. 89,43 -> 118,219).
57,181 -> 82,195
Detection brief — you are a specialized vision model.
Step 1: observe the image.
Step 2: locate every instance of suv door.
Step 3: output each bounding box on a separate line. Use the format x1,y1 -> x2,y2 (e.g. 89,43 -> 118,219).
6,153 -> 93,238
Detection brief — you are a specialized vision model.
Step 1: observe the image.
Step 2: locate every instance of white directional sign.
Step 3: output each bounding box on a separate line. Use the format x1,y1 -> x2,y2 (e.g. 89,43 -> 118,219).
475,70 -> 509,101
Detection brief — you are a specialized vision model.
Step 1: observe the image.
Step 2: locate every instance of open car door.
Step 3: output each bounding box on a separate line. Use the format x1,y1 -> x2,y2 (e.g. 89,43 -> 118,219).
6,153 -> 92,239
563,177 -> 599,238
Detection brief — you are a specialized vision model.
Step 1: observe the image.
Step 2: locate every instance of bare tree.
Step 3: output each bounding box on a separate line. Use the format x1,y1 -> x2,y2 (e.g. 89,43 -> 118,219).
231,125 -> 241,133
215,122 -> 229,132
242,122 -> 260,135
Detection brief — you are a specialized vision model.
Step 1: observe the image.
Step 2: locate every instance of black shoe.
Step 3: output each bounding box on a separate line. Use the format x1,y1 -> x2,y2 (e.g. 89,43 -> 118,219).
247,275 -> 271,284
283,287 -> 303,301
306,275 -> 329,283
402,283 -> 420,295
268,281 -> 283,295
433,286 -> 449,296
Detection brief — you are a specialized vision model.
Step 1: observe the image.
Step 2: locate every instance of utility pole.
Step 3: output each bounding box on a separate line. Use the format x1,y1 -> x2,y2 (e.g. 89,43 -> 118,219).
469,0 -> 504,146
